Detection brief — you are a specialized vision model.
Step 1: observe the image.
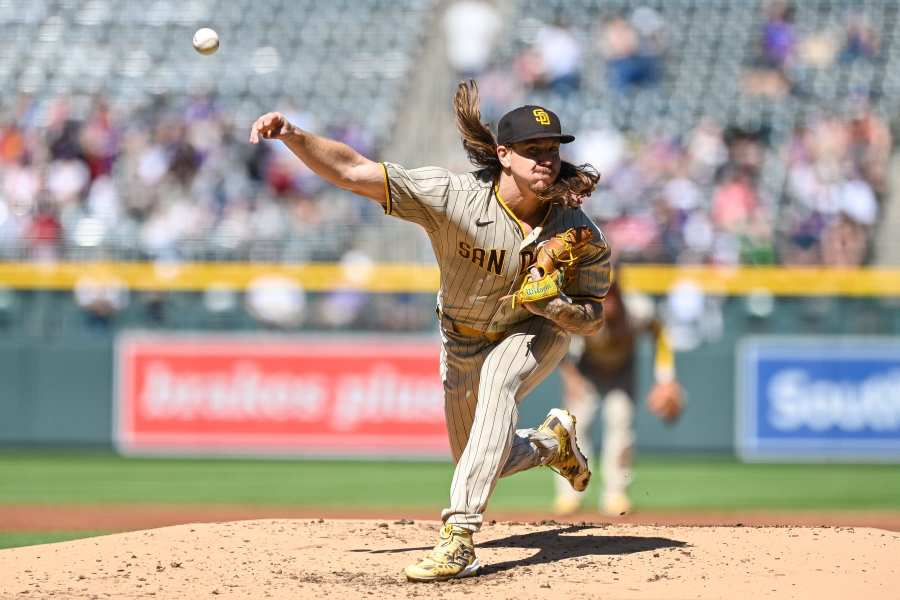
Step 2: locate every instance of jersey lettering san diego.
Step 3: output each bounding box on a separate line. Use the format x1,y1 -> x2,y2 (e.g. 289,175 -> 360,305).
457,242 -> 507,275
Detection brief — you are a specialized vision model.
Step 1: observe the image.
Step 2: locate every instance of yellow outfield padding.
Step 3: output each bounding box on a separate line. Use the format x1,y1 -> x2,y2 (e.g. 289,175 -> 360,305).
0,262 -> 898,296
620,265 -> 900,296
0,262 -> 440,292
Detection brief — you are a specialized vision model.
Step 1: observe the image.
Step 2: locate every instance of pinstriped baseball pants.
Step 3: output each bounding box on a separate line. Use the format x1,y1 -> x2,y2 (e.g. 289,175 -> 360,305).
438,315 -> 570,531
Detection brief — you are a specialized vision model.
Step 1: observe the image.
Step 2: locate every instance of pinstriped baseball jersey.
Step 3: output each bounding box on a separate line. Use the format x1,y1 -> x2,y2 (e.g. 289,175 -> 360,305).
382,161 -> 612,532
382,162 -> 612,332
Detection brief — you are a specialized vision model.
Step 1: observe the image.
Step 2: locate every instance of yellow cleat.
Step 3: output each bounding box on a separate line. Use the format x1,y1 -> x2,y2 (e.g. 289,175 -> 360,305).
553,494 -> 582,517
404,523 -> 481,582
602,492 -> 632,517
539,408 -> 591,492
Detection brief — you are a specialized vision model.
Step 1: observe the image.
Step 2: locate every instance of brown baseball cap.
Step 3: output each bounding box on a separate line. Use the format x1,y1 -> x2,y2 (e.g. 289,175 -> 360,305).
497,105 -> 575,145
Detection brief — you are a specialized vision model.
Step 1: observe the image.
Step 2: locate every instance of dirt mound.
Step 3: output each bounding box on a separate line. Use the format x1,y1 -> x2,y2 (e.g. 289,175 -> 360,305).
1,519 -> 896,599
4,504 -> 900,532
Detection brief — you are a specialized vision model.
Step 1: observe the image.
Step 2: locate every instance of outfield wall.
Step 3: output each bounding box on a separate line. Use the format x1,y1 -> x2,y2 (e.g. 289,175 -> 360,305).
0,333 -> 725,452
1,264 -> 899,457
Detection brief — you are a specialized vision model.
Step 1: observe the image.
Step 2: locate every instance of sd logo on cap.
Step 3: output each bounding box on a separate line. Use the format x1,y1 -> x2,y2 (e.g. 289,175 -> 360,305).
532,108 -> 551,126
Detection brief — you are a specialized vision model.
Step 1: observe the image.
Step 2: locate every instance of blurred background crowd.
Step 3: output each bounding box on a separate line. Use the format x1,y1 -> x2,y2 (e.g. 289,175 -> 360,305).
1,0 -> 899,332
449,0 -> 896,268
0,93 -> 382,263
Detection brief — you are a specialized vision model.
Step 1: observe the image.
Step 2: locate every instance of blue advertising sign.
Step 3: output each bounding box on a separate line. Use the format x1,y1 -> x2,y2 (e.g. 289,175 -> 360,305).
737,337 -> 900,462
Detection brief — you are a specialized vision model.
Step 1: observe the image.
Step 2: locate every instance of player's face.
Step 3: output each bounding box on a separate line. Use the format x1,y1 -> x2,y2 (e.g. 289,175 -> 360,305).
506,138 -> 561,193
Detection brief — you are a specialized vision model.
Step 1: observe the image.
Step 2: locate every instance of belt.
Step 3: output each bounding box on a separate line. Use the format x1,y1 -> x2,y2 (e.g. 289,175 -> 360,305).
438,309 -> 506,342
451,321 -> 506,342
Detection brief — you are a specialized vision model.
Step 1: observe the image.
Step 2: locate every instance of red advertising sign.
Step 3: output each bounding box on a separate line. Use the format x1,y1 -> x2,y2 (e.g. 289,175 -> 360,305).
115,333 -> 449,457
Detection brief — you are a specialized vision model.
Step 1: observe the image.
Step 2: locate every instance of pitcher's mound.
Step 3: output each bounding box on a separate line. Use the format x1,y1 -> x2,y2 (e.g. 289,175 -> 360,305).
1,519 -> 896,599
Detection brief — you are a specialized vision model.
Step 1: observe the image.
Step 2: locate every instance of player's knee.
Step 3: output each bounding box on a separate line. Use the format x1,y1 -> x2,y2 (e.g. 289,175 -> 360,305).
603,390 -> 634,431
567,392 -> 599,422
478,368 -> 517,399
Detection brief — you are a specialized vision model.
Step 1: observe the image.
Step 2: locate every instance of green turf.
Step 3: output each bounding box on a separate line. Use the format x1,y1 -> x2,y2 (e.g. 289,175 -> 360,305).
2,451 -> 898,550
629,454 -> 900,510
0,451 -> 898,511
0,531 -> 109,550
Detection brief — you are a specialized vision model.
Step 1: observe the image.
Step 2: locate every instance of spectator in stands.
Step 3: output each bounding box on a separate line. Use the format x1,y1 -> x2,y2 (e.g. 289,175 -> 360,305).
442,0 -> 501,78
780,194 -> 874,268
739,206 -> 777,265
599,12 -> 663,95
846,99 -> 892,200
743,1 -> 797,98
629,6 -> 667,78
840,13 -> 880,64
781,107 -> 885,266
532,19 -> 583,96
820,207 -> 872,266
650,196 -> 684,263
723,126 -> 767,180
796,24 -> 839,71
685,117 -> 728,185
779,209 -> 825,266
0,52 -> 892,274
761,1 -> 797,69
73,275 -> 129,330
711,166 -> 758,235
0,120 -> 26,165
25,197 -> 62,261
602,209 -> 661,264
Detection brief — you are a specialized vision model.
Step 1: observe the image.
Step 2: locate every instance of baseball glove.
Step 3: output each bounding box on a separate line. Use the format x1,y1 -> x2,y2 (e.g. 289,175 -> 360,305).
646,380 -> 684,423
508,226 -> 595,307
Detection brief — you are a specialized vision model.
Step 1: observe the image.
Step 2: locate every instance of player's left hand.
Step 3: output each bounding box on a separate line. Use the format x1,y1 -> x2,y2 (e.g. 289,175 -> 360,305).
646,380 -> 684,423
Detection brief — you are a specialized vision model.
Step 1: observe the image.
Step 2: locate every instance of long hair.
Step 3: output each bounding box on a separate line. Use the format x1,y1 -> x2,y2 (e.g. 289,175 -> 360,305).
453,80 -> 601,208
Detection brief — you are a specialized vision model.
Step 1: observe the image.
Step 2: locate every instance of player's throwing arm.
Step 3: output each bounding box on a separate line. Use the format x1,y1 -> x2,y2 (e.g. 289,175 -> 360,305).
249,112 -> 387,206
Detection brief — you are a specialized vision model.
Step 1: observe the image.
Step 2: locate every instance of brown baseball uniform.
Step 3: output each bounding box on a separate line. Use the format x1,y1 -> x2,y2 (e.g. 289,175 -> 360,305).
383,162 -> 611,530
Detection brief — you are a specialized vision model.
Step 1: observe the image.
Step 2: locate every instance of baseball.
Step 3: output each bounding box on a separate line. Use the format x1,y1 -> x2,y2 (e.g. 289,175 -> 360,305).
192,27 -> 219,55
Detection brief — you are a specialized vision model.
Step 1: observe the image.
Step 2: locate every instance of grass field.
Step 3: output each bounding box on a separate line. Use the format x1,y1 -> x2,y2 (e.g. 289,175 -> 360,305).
0,532 -> 107,550
1,451 -> 898,549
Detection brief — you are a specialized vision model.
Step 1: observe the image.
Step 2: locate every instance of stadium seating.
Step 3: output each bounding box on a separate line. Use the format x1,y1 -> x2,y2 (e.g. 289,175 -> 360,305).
0,0 -> 896,268
0,0 -> 433,146
490,0 -> 896,265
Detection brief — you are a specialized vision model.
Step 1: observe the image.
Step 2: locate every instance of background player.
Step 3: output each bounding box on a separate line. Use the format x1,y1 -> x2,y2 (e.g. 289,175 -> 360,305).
250,80 -> 612,582
554,277 -> 684,517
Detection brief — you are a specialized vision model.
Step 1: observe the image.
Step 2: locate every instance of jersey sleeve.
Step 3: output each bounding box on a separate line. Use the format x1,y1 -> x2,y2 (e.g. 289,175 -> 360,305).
382,162 -> 453,232
650,320 -> 676,382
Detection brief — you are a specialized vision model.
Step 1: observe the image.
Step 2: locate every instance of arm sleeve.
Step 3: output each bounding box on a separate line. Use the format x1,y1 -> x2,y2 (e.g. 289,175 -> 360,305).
650,320 -> 676,382
382,162 -> 453,232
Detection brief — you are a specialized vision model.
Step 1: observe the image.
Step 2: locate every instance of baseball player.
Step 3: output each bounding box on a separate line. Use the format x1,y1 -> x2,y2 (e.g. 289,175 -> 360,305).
250,80 -> 612,582
553,279 -> 684,517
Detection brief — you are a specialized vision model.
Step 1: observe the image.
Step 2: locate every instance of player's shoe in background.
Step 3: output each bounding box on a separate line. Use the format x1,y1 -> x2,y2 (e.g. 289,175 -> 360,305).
553,493 -> 582,517
539,408 -> 591,492
404,523 -> 481,582
602,491 -> 632,517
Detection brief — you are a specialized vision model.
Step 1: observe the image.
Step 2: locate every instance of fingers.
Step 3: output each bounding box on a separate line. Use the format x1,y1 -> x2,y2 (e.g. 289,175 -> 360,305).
249,113 -> 284,144
249,117 -> 263,144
